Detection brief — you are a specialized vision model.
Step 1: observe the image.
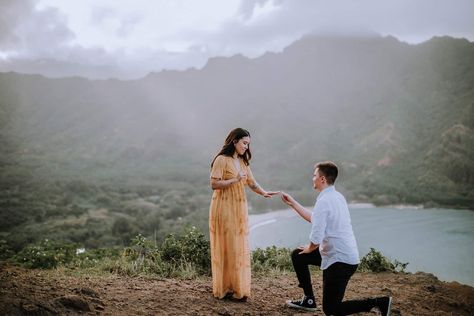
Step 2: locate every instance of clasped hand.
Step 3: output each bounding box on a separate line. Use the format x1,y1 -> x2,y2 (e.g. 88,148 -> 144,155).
279,191 -> 296,206
236,171 -> 248,181
262,191 -> 280,198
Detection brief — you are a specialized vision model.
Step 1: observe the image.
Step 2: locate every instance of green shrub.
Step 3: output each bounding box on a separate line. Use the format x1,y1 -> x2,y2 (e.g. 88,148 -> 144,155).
119,234 -> 165,276
112,218 -> 139,245
73,247 -> 121,269
0,239 -> 14,260
161,226 -> 211,275
9,230 -> 409,281
358,248 -> 408,273
13,239 -> 78,269
110,227 -> 211,278
252,246 -> 293,273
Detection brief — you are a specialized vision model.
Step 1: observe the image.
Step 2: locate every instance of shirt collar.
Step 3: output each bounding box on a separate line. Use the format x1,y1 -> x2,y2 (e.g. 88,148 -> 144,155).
317,185 -> 335,201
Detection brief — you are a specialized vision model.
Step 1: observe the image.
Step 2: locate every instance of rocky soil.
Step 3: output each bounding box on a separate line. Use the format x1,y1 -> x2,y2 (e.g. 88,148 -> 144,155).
1,265 -> 473,315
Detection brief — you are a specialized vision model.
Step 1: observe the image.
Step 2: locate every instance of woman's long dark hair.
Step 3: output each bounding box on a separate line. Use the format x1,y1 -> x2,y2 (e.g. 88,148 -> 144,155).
211,128 -> 252,167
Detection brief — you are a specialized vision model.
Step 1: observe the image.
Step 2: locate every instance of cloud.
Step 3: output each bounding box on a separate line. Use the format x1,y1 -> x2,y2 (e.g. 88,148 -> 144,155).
90,6 -> 117,25
89,6 -> 141,39
116,15 -> 141,38
0,0 -> 25,51
237,0 -> 274,20
178,0 -> 474,61
1,0 -> 473,78
0,0 -> 74,58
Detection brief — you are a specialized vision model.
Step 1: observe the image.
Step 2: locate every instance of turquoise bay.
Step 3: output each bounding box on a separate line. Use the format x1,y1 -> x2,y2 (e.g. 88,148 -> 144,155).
249,205 -> 474,286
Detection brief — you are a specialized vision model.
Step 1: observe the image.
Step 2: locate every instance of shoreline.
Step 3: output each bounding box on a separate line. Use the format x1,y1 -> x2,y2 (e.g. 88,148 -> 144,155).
248,203 -> 429,229
249,209 -> 295,231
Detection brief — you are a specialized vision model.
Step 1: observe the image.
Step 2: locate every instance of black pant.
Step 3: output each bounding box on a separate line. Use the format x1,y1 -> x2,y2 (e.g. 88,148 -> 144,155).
291,248 -> 376,315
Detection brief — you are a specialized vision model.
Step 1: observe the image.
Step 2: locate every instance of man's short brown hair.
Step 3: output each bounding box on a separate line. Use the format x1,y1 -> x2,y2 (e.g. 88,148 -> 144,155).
315,161 -> 338,185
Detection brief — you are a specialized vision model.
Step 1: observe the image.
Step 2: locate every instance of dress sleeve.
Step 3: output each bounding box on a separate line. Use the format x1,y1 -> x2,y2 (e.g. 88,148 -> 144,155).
245,164 -> 256,187
210,155 -> 226,179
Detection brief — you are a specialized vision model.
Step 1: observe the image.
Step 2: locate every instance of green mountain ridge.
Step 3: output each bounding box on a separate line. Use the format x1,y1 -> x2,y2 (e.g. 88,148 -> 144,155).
0,35 -> 473,250
1,35 -> 473,197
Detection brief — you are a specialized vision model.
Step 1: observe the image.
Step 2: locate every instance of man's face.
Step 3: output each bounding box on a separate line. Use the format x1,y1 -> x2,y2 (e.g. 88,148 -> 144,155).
313,168 -> 325,191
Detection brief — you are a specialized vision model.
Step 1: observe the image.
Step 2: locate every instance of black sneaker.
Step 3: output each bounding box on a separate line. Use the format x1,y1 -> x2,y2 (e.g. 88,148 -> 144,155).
285,295 -> 317,312
376,296 -> 392,316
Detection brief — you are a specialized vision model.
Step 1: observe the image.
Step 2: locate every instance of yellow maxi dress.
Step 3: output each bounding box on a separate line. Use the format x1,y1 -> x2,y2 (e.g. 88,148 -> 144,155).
209,155 -> 255,299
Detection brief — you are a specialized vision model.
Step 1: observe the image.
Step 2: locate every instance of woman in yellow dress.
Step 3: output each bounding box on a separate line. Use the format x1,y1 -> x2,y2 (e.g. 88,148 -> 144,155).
209,128 -> 279,300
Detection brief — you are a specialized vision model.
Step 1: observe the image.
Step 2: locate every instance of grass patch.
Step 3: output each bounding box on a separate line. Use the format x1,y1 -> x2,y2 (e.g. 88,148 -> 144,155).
4,228 -> 407,278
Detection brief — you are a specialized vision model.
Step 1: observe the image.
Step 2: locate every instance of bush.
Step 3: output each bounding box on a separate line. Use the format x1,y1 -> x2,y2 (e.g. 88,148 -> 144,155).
0,239 -> 14,260
13,239 -> 78,269
252,246 -> 293,273
118,234 -> 165,276
112,218 -> 139,245
9,230 -> 410,281
73,247 -> 121,269
161,226 -> 211,275
358,248 -> 408,273
114,229 -> 211,278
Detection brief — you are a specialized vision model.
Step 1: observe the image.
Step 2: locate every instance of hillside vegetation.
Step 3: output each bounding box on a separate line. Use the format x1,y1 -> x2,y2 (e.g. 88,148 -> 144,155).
0,35 -> 473,252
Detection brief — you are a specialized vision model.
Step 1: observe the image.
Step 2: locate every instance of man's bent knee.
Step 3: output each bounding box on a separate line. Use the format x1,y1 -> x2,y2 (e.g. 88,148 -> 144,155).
291,248 -> 301,262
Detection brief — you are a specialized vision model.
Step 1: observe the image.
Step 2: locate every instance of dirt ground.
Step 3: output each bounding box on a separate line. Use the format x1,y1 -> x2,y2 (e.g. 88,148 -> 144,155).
1,265 -> 473,315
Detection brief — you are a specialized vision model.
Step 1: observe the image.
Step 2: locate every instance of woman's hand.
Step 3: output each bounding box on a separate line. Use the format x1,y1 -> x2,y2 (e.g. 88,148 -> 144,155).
262,190 -> 280,198
280,191 -> 295,206
236,171 -> 247,182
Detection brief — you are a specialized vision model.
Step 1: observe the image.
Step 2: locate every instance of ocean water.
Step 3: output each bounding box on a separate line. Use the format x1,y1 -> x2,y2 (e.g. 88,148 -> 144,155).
249,206 -> 474,286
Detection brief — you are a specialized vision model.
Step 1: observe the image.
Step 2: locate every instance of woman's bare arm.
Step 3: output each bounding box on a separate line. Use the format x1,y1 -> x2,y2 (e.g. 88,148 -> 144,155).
210,173 -> 246,190
248,182 -> 279,198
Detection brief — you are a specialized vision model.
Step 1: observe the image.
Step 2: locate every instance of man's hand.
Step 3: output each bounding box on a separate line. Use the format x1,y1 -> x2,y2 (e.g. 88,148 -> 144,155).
298,243 -> 318,255
280,191 -> 296,206
279,192 -> 312,223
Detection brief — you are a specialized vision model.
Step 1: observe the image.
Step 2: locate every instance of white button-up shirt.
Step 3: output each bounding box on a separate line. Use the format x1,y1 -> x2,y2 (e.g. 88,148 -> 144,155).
309,185 -> 360,270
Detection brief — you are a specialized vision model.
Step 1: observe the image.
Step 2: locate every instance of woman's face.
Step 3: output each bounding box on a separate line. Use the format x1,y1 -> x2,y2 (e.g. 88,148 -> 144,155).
234,136 -> 250,156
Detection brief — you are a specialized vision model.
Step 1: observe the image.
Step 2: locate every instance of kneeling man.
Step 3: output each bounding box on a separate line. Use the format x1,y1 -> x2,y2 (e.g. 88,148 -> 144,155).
281,161 -> 392,316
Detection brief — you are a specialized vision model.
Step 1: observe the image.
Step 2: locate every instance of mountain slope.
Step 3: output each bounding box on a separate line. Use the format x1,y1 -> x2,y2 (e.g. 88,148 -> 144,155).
0,35 -> 473,209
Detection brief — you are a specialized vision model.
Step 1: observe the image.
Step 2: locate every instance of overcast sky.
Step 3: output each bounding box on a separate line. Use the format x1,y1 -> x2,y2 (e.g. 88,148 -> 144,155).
1,0 -> 473,78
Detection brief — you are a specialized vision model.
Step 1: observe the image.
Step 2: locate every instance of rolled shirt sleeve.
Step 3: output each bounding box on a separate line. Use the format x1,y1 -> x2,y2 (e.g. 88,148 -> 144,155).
309,200 -> 329,245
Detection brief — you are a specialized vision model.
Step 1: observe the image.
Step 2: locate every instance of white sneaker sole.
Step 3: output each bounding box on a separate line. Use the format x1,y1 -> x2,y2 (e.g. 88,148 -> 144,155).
387,297 -> 392,316
285,300 -> 317,312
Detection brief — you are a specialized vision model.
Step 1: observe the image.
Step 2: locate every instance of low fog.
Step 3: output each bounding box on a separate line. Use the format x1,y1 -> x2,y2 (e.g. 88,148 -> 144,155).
0,1 -> 473,289
0,0 -> 473,79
